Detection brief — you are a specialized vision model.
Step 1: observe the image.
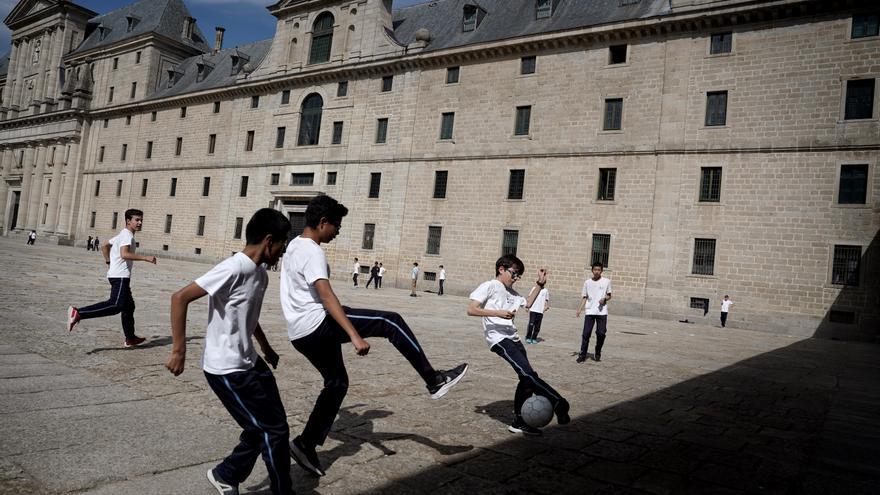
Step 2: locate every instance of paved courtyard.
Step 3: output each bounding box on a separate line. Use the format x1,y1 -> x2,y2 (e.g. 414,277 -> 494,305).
0,237 -> 877,494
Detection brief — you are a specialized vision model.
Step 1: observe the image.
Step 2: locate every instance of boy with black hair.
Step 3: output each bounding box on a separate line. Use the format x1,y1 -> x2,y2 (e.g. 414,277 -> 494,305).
67,208 -> 156,347
525,280 -> 549,344
281,194 -> 467,477
365,261 -> 380,289
165,208 -> 293,495
352,257 -> 360,287
575,261 -> 613,362
467,256 -> 570,435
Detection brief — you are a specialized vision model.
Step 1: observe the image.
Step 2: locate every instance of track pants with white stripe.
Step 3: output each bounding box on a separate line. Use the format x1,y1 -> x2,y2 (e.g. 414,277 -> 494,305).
75,277 -> 136,339
204,358 -> 293,495
292,307 -> 437,447
491,338 -> 565,419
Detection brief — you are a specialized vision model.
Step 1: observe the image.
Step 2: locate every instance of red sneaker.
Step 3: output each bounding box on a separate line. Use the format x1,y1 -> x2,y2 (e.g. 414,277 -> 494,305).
67,306 -> 80,332
124,336 -> 146,347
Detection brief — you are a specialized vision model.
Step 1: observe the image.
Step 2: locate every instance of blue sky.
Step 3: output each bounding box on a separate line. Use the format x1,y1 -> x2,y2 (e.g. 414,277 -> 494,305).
0,0 -> 429,57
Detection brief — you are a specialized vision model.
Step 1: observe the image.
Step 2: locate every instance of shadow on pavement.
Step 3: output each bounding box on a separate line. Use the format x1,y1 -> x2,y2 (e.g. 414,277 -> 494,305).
85,335 -> 202,354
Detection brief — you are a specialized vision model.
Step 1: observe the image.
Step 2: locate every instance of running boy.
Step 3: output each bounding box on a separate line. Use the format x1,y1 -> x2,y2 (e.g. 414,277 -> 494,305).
525,280 -> 549,344
467,256 -> 570,435
165,208 -> 293,495
67,209 -> 156,347
575,262 -> 613,362
281,195 -> 467,477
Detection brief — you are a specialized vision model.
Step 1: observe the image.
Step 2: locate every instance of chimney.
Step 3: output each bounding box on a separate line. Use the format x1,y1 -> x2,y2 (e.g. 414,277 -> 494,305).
214,27 -> 225,53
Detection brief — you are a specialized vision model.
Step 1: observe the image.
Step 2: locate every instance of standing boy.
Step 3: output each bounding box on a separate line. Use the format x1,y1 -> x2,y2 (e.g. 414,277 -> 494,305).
352,258 -> 360,287
575,262 -> 612,362
720,295 -> 733,328
438,265 -> 446,296
467,257 -> 570,435
67,209 -> 156,347
377,263 -> 386,288
165,208 -> 293,495
525,281 -> 549,344
281,195 -> 467,477
410,262 -> 420,297
366,262 -> 380,289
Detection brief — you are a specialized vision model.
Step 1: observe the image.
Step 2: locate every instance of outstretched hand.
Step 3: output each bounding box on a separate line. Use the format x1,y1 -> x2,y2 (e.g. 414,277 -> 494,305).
536,268 -> 548,285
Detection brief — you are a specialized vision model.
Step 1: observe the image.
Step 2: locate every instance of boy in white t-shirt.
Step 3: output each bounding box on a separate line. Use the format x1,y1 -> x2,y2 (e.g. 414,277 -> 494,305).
352,258 -> 360,287
467,256 -> 570,435
165,208 -> 293,495
281,195 -> 467,477
525,282 -> 549,344
575,261 -> 613,363
67,209 -> 157,347
720,295 -> 733,328
377,263 -> 386,288
438,265 -> 446,296
410,262 -> 420,297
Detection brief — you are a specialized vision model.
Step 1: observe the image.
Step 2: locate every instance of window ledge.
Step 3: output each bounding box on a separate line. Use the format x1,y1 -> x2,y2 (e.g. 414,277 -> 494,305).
686,274 -> 717,279
372,142 -> 388,146
700,125 -> 728,130
592,199 -> 617,205
505,198 -> 525,202
516,73 -> 537,79
436,139 -> 455,143
444,82 -> 460,87
831,203 -> 871,208
846,36 -> 879,43
705,52 -> 734,59
431,197 -> 447,201
838,118 -> 878,124
695,200 -> 724,206
603,62 -> 630,69
598,129 -> 623,135
510,134 -> 532,139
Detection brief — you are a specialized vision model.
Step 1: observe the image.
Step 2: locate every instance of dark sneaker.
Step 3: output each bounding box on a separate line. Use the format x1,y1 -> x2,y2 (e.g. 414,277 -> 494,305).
576,355 -> 586,363
508,419 -> 542,436
123,336 -> 146,347
67,306 -> 80,332
428,363 -> 468,399
594,353 -> 601,362
555,398 -> 571,425
207,468 -> 239,495
291,436 -> 325,477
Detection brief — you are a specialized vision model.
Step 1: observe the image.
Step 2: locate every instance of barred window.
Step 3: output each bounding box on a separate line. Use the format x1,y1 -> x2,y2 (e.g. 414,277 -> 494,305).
502,229 -> 519,256
520,56 -> 536,75
202,177 -> 211,196
692,238 -> 716,275
326,171 -> 337,185
234,217 -> 243,239
140,178 -> 148,197
381,75 -> 393,92
603,98 -> 623,130
276,127 -> 286,148
298,93 -> 323,145
213,101 -> 220,113
337,81 -> 348,97
363,223 -> 375,250
375,118 -> 388,143
598,168 -> 616,201
699,167 -> 722,202
175,137 -> 183,156
832,245 -> 861,286
591,233 -> 611,269
281,90 -> 290,105
851,14 -> 879,38
440,112 -> 455,140
208,134 -> 216,154
239,176 -> 249,197
426,226 -> 442,255
170,177 -> 177,196
270,173 -> 280,186
369,172 -> 381,198
309,12 -> 334,64
536,0 -> 552,19
332,121 -> 343,144
116,179 -> 123,197
839,164 -> 869,204
433,170 -> 448,199
145,141 -> 153,159
196,215 -> 206,236
164,214 -> 172,234
446,66 -> 460,84
245,130 -> 255,151
690,297 -> 710,315
710,32 -> 732,54
515,106 -> 531,135
508,169 -> 525,200
705,91 -> 728,126
291,173 -> 314,186
845,79 -> 875,120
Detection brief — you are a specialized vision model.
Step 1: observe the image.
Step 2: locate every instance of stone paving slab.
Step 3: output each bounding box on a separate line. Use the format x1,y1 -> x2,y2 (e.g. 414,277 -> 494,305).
0,237 -> 878,494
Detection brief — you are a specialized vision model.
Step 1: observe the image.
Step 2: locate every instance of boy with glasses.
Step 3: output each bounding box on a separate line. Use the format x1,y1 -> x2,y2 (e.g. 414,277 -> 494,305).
467,255 -> 570,435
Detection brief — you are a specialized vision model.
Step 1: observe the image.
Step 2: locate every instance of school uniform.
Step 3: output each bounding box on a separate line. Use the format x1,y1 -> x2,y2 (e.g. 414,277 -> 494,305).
720,299 -> 733,327
438,269 -> 446,295
525,287 -> 549,341
580,277 -> 612,360
76,228 -> 138,340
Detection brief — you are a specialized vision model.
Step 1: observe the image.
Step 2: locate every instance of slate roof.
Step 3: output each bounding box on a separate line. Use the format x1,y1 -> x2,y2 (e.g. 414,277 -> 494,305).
147,39 -> 272,100
70,0 -> 210,56
391,0 -> 671,51
0,54 -> 9,78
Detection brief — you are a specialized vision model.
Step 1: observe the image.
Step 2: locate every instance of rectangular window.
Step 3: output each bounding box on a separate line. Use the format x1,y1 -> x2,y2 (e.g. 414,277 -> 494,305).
130,82 -> 137,99
844,79 -> 875,120
41,203 -> 48,224
693,238 -> 717,276
196,215 -> 206,236
381,75 -> 393,92
208,134 -> 216,154
337,81 -> 348,97
135,51 -> 141,64
699,167 -> 723,202
245,130 -> 255,151
832,245 -> 861,286
145,141 -> 153,159
710,32 -> 733,54
239,176 -> 249,197
839,164 -> 869,204
180,106 -> 187,118
103,119 -> 109,128
170,177 -> 177,197
591,233 -> 611,269
270,173 -> 280,186
508,169 -> 525,200
368,172 -> 381,198
705,91 -> 728,126
140,178 -> 148,197
164,214 -> 172,234
520,56 -> 536,75
434,170 -> 448,199
275,127 -> 286,148
151,111 -> 157,122
603,98 -> 623,130
175,137 -> 183,156
112,57 -> 118,70
598,168 -> 616,201
213,101 -> 220,113
440,112 -> 455,140
125,115 -> 132,126
291,173 -> 314,186
609,44 -> 627,64
362,223 -> 375,250
424,271 -> 437,282
851,14 -> 879,38
536,0 -> 552,19
502,229 -> 519,256
120,144 -> 127,161
281,90 -> 290,105
108,87 -> 114,102
194,248 -> 201,255
515,106 -> 531,135
426,226 -> 442,255
116,179 -> 123,197
690,297 -> 710,312
234,217 -> 243,239
332,121 -> 344,144
202,177 -> 211,196
98,146 -> 105,162
90,211 -> 96,228
446,66 -> 460,84
326,171 -> 337,185
251,95 -> 260,108
376,118 -> 388,144
94,180 -> 101,197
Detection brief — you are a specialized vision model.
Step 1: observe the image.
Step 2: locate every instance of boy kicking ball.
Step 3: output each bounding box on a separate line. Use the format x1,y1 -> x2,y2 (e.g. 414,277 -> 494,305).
467,256 -> 570,435
165,209 -> 294,495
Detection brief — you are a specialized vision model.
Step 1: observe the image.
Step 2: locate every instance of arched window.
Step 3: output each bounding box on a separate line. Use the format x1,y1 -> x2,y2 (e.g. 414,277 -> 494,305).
298,93 -> 323,146
309,12 -> 334,64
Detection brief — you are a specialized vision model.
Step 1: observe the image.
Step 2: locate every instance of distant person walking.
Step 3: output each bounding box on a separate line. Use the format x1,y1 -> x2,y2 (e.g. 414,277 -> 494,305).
93,236 -> 100,253
352,257 -> 360,287
720,295 -> 733,328
366,262 -> 380,289
410,262 -> 420,297
575,262 -> 612,363
26,230 -> 36,245
86,236 -> 93,251
438,265 -> 446,296
378,263 -> 386,288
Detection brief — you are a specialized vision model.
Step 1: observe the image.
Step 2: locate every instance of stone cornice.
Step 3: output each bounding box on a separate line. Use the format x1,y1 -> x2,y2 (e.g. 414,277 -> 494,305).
0,108 -> 84,130
63,32 -> 208,65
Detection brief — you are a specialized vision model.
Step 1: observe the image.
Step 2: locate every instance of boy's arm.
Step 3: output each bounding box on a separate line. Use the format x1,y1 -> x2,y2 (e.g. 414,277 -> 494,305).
166,282 -> 208,376
467,299 -> 514,319
120,245 -> 157,264
314,279 -> 370,355
575,296 -> 587,317
253,323 -> 279,369
102,242 -> 111,264
523,270 -> 548,309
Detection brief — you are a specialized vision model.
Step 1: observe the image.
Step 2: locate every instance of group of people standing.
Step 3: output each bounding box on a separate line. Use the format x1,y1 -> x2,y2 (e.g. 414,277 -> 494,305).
351,258 -> 387,289
85,235 -> 101,251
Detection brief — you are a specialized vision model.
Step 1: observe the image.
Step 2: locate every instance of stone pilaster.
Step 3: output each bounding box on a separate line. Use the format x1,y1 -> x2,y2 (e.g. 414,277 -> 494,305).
17,145 -> 35,231
24,145 -> 47,230
56,141 -> 80,236
45,141 -> 65,232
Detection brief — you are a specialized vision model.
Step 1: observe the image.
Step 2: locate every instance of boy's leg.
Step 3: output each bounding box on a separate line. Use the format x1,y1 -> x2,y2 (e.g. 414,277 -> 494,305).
120,279 -> 137,340
526,312 -> 538,341
532,313 -> 544,341
205,360 -> 292,495
491,339 -> 568,422
438,280 -> 444,295
594,316 -> 608,360
720,312 -> 727,327
378,277 -> 382,288
76,279 -> 126,321
579,316 -> 596,359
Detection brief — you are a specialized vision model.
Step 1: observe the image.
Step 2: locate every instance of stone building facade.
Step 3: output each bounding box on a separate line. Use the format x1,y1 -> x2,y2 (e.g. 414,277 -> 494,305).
0,0 -> 877,340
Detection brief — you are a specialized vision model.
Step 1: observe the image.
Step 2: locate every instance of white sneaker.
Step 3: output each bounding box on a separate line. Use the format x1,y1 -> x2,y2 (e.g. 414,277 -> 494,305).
207,468 -> 239,495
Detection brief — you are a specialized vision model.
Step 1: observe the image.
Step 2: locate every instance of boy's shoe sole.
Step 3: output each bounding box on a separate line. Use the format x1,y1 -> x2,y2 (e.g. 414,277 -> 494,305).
429,363 -> 468,399
206,468 -> 239,495
290,437 -> 325,477
67,306 -> 79,332
123,336 -> 146,347
508,423 -> 542,436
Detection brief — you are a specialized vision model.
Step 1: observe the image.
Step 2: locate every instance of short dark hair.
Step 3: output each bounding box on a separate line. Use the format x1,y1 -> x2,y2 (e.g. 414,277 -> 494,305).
591,261 -> 604,269
245,208 -> 290,245
124,209 -> 143,221
305,195 -> 348,228
413,262 -> 419,266
496,254 -> 524,276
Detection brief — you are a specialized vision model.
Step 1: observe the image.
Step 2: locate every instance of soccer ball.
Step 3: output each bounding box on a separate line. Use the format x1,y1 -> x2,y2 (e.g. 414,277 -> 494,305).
521,394 -> 554,428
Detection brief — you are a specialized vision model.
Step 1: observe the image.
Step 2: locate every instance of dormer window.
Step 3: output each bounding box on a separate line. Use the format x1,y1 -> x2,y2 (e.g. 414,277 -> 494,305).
230,49 -> 250,75
183,17 -> 195,40
196,58 -> 214,82
536,0 -> 553,19
167,67 -> 183,88
126,15 -> 140,32
462,4 -> 486,33
97,25 -> 110,41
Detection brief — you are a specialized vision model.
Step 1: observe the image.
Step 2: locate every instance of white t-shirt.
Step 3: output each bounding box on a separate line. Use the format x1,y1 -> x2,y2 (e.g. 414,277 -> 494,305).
378,266 -> 386,277
352,262 -> 360,275
195,252 -> 266,375
411,266 -> 419,279
721,300 -> 733,312
280,236 -> 330,341
581,277 -> 613,316
528,287 -> 550,314
469,279 -> 526,347
439,269 -> 446,280
107,228 -> 135,278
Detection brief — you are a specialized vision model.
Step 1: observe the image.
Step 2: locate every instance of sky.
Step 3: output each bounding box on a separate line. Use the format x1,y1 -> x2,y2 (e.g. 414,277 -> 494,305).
0,0 -> 430,58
